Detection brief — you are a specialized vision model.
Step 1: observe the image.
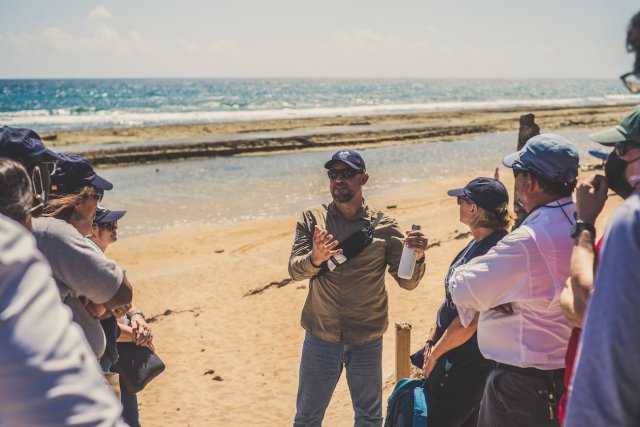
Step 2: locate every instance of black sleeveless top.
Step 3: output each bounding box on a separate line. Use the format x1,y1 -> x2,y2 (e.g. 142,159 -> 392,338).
435,229 -> 508,343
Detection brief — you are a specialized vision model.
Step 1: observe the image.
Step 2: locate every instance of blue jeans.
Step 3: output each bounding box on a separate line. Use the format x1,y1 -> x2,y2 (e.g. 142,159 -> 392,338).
120,385 -> 140,427
294,332 -> 383,427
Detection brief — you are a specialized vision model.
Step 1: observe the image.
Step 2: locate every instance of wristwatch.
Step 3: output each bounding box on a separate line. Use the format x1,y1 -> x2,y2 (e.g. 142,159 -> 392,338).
129,309 -> 145,320
570,221 -> 595,239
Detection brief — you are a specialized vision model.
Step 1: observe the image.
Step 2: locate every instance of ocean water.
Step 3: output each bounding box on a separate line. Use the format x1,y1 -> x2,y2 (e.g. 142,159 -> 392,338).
98,129 -> 603,236
1,78 -> 637,132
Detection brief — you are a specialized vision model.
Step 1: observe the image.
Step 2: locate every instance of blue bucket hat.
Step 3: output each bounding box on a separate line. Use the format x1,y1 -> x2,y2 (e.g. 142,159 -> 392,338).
0,126 -> 63,167
502,134 -> 579,184
324,149 -> 366,172
447,177 -> 509,213
51,153 -> 113,194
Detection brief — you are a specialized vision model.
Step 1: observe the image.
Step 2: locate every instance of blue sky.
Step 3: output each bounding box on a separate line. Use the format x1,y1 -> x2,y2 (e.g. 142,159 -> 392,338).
0,0 -> 638,78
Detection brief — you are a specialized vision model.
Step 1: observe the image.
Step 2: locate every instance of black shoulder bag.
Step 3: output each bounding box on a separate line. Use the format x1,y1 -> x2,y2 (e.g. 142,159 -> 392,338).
317,212 -> 384,276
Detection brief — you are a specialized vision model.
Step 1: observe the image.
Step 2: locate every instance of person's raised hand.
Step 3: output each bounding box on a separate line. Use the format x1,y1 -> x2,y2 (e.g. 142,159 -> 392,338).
310,225 -> 343,267
576,174 -> 608,225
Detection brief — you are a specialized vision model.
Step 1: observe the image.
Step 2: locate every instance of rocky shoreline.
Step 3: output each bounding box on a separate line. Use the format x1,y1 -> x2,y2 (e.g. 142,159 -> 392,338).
42,104 -> 637,166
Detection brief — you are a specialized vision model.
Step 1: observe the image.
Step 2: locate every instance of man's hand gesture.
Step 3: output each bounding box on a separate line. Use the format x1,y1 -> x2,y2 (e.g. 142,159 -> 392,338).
310,225 -> 343,267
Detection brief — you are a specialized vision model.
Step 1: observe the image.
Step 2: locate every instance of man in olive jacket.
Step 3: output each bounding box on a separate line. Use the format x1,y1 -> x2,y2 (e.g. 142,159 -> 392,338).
289,149 -> 427,427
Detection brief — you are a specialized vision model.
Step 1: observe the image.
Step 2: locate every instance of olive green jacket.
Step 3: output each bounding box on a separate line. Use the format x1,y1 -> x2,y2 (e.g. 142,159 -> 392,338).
288,201 -> 425,345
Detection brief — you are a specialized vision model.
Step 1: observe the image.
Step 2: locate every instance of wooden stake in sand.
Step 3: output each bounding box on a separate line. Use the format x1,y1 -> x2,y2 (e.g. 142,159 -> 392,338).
395,323 -> 412,382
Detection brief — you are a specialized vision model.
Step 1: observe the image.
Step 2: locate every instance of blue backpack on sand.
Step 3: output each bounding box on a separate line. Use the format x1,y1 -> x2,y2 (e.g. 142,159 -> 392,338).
384,378 -> 428,427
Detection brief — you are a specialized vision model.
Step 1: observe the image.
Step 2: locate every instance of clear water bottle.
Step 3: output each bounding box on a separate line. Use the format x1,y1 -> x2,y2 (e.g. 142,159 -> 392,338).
398,224 -> 421,279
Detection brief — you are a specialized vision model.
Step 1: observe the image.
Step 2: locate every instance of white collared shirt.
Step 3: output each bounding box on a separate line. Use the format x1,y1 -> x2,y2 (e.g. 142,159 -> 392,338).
449,197 -> 575,369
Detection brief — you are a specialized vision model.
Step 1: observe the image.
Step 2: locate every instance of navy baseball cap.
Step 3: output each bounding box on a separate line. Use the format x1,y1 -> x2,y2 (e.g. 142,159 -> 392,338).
589,108 -> 640,146
502,134 -> 579,183
51,153 -> 113,194
447,177 -> 509,213
324,149 -> 366,172
0,126 -> 64,167
94,205 -> 126,224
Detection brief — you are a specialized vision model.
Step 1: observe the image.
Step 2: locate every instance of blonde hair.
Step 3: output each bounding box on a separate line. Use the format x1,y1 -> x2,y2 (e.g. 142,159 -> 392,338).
469,201 -> 513,231
43,186 -> 99,222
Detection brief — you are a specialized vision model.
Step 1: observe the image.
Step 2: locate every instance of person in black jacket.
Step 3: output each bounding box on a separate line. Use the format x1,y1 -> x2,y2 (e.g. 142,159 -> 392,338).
414,177 -> 512,427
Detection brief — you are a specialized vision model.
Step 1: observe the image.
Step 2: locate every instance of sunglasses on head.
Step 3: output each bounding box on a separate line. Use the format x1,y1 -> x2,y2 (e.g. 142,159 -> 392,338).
614,140 -> 640,157
327,168 -> 361,180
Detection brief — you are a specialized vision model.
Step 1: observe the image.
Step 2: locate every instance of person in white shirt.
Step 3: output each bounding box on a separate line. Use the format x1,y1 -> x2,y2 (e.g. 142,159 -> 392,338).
449,134 -> 579,427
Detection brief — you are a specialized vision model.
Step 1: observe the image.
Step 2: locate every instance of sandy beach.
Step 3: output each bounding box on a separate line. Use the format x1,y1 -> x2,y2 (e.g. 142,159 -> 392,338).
5,2 -> 638,424
66,103 -> 629,425
40,104 -> 637,166
34,100 -> 629,425
104,165 -> 621,426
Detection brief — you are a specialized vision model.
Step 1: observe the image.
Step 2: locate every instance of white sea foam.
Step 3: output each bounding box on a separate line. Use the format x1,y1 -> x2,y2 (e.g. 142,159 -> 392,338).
2,95 -> 638,131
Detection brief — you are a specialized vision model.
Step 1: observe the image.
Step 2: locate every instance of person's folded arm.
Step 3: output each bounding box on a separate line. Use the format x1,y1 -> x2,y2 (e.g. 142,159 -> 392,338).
431,314 -> 478,358
449,231 -> 532,324
104,273 -> 133,311
36,219 -> 124,304
424,314 -> 479,376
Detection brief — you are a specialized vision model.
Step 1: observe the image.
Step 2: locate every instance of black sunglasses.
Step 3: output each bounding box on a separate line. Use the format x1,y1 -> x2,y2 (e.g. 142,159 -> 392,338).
513,168 -> 529,178
620,72 -> 640,94
614,141 -> 640,157
96,221 -> 117,231
456,196 -> 472,205
89,189 -> 104,203
327,168 -> 361,180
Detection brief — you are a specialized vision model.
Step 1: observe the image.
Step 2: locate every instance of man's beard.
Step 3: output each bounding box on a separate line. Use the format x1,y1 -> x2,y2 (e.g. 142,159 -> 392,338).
332,185 -> 355,203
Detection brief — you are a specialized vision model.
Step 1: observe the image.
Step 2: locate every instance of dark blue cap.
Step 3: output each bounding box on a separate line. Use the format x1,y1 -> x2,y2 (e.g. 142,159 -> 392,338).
94,205 -> 126,224
447,177 -> 509,213
0,126 -> 64,167
502,134 -> 579,183
51,153 -> 113,194
324,149 -> 366,172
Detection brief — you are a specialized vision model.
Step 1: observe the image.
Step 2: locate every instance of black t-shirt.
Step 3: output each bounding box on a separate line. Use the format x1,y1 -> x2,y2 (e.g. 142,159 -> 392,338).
435,229 -> 508,342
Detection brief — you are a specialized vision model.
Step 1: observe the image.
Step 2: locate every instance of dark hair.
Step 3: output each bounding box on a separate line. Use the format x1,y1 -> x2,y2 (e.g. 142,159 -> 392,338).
628,11 -> 640,72
529,170 -> 576,198
470,201 -> 514,231
0,157 -> 33,224
43,186 -> 99,222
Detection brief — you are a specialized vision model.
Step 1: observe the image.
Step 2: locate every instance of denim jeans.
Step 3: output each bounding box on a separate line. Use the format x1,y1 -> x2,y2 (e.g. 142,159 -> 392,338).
293,332 -> 383,427
120,381 -> 141,427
